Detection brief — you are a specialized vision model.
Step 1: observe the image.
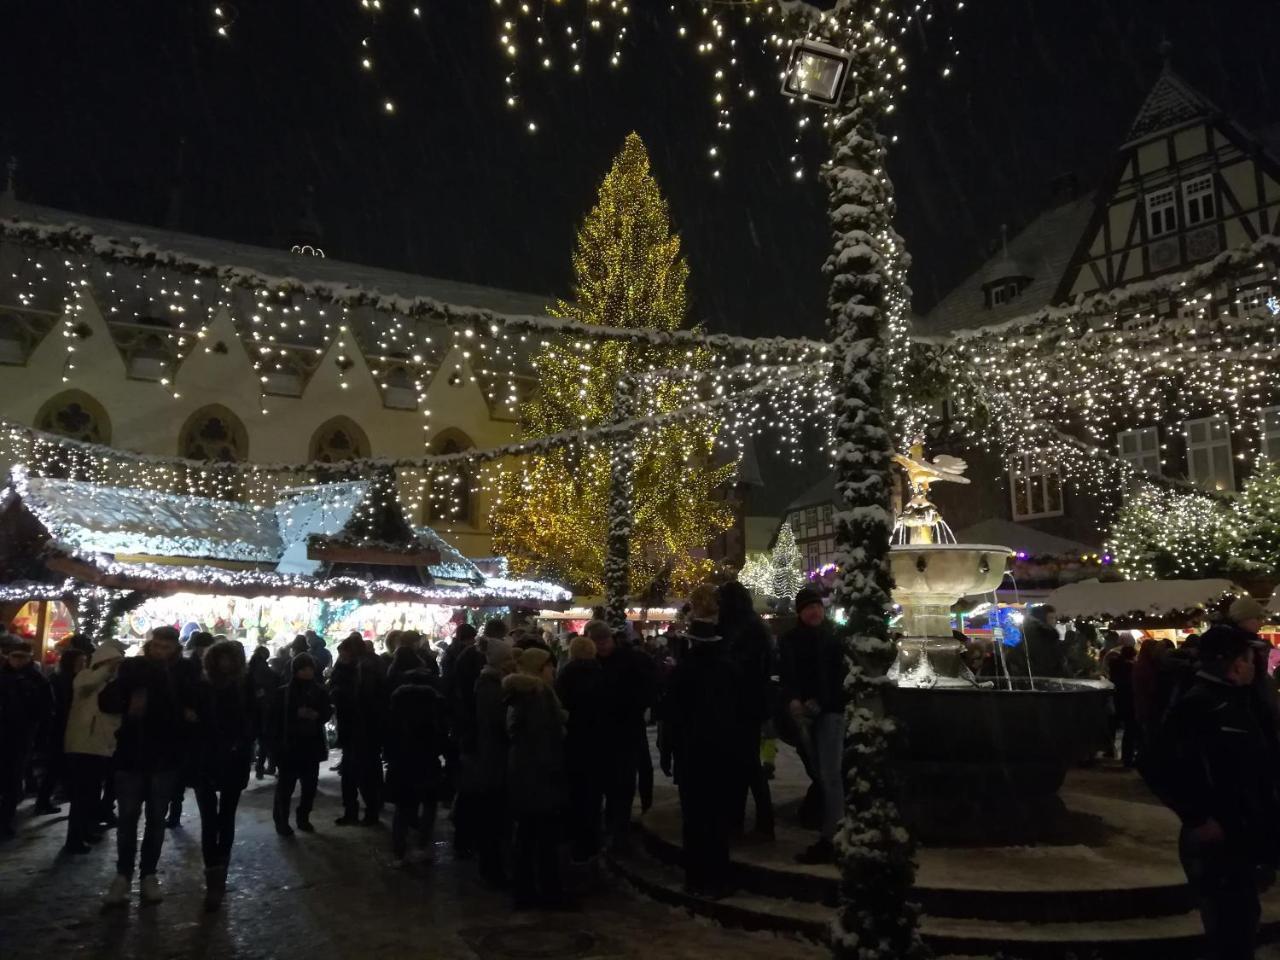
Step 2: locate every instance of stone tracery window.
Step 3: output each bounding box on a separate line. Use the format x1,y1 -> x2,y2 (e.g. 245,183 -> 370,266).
35,390 -> 111,444
309,416 -> 371,464
179,405 -> 248,462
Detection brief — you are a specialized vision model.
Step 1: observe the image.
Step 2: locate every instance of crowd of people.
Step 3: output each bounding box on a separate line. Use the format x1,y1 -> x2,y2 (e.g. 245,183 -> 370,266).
0,584 -> 852,912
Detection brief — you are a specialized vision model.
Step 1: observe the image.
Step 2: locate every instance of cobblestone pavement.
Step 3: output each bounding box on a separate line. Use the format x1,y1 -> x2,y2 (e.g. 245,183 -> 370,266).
0,767 -> 825,960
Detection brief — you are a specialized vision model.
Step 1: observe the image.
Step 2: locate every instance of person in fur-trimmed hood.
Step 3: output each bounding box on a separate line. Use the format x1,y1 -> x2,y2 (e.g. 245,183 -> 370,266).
503,647 -> 566,908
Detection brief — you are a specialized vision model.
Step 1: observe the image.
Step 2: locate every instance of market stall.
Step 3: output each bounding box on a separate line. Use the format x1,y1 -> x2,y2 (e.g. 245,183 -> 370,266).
0,464 -> 570,650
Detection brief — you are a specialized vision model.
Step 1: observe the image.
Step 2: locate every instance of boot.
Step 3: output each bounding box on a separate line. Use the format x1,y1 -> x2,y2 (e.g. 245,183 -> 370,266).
203,865 -> 227,912
296,808 -> 315,833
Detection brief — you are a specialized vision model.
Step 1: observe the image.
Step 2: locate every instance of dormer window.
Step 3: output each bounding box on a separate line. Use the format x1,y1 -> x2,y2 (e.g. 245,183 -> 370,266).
989,281 -> 1020,306
1183,175 -> 1215,226
1147,188 -> 1177,237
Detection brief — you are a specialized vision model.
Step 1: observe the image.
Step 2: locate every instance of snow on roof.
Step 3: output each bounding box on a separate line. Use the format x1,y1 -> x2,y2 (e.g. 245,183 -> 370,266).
1045,578 -> 1241,620
786,472 -> 838,513
916,197 -> 1096,338
415,526 -> 484,584
0,199 -> 553,319
18,473 -> 280,563
274,482 -> 369,575
952,518 -> 1099,557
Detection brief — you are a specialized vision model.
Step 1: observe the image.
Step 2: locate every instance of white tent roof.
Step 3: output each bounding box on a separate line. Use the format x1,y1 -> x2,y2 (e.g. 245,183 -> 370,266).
1045,578 -> 1242,620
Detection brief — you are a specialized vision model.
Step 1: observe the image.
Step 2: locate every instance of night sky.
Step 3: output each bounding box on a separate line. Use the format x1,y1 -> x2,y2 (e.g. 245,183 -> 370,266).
3,0 -> 1278,341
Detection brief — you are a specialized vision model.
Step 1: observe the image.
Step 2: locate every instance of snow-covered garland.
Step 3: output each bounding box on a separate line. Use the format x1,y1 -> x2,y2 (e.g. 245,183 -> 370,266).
50,550 -> 572,606
1,366 -> 820,496
816,9 -> 926,959
0,218 -> 825,358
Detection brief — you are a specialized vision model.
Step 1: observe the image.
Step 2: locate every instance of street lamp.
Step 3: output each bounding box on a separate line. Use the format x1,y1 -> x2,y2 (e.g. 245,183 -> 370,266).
780,37 -> 853,107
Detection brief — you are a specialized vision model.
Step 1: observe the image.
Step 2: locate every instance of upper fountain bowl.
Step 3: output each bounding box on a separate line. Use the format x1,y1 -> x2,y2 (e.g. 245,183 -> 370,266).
890,543 -> 1014,611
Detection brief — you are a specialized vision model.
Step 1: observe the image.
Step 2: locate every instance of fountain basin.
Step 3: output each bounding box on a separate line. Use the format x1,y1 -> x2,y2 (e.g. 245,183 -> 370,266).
884,679 -> 1113,842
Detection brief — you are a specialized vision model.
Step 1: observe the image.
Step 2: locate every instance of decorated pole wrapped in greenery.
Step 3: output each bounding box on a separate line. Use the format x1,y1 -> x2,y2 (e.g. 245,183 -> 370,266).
807,4 -> 927,957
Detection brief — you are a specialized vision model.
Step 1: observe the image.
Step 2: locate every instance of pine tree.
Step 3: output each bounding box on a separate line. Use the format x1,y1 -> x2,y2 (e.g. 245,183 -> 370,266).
491,133 -> 735,595
769,521 -> 806,600
1236,459 -> 1280,571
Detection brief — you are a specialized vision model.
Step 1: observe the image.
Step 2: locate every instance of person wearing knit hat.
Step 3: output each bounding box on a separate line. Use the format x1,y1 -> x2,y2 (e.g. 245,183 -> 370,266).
1228,596 -> 1268,633
557,632 -> 605,861
485,638 -> 515,669
467,632 -> 517,886
778,582 -> 844,865
503,641 -> 567,906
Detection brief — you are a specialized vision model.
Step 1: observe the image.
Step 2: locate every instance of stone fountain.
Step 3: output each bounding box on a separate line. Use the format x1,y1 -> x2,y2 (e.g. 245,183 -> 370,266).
883,444 -> 1111,839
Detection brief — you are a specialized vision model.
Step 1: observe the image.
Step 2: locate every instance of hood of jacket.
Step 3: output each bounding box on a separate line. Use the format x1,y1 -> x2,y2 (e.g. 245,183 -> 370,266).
502,671 -> 545,696
91,642 -> 125,667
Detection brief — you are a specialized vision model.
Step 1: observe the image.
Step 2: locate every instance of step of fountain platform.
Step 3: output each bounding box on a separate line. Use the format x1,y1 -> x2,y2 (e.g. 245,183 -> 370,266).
609,843 -> 1280,960
635,799 -> 1197,924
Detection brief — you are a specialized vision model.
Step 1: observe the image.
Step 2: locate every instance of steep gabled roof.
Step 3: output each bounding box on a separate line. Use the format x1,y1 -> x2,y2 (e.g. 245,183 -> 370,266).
915,197 -> 1096,337
786,472 -> 838,512
1124,66 -> 1218,144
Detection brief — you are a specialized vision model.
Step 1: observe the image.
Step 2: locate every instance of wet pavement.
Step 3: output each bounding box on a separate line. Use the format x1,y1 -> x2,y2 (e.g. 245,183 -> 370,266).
0,765 -> 825,960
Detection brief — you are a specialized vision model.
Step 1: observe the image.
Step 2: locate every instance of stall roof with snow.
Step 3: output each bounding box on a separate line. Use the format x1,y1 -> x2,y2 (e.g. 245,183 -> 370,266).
0,465 -> 569,608
1044,578 -> 1242,623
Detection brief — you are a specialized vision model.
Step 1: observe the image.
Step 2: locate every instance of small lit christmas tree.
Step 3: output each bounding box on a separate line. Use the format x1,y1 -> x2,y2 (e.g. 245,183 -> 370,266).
770,521 -> 806,600
1236,459 -> 1280,571
1106,482 -> 1244,580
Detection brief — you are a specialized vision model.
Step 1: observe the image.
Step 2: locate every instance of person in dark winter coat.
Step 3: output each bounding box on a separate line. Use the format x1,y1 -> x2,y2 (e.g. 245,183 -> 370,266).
98,626 -> 202,905
440,622 -> 478,802
593,620 -> 656,850
385,667 -> 446,865
1108,645 -> 1138,766
504,647 -> 566,907
441,623 -> 478,686
452,619 -> 506,860
1151,625 -> 1280,960
271,653 -> 332,836
307,632 -> 333,675
329,633 -> 387,826
718,580 -> 776,838
35,646 -> 86,815
556,634 -> 606,861
661,592 -> 749,898
0,640 -> 52,839
248,645 -> 278,778
1023,605 -> 1068,678
471,638 -> 515,884
387,642 -> 433,698
193,640 -> 256,911
778,586 -> 846,865
269,644 -> 293,682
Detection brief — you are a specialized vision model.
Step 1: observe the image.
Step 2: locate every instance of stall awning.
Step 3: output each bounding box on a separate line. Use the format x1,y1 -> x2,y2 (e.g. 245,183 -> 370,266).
1045,578 -> 1242,622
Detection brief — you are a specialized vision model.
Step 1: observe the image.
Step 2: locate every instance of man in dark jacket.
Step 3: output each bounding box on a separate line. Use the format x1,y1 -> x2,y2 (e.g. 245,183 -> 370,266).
471,637 -> 515,885
661,599 -> 748,898
35,646 -> 85,815
271,653 -> 333,836
1157,625 -> 1280,960
385,666 -> 445,866
307,632 -> 333,675
1023,605 -> 1067,678
451,619 -> 504,859
778,586 -> 846,864
0,640 -> 52,839
329,633 -> 386,826
718,580 -> 776,838
98,626 -> 201,905
556,634 -> 606,861
594,620 -> 656,851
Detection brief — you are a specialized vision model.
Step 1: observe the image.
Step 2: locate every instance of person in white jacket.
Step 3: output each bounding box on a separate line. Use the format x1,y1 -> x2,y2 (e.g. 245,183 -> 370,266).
63,640 -> 124,854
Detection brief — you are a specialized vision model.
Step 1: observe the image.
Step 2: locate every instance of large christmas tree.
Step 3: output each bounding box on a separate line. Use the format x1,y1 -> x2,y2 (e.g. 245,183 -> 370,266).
491,133 -> 734,595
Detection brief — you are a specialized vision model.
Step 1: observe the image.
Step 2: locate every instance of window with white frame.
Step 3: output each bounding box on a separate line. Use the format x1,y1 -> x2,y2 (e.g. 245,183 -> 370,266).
1118,427 -> 1161,476
1183,175 -> 1216,226
1260,407 -> 1280,460
1184,415 -> 1235,491
1009,452 -> 1065,521
1147,188 -> 1177,237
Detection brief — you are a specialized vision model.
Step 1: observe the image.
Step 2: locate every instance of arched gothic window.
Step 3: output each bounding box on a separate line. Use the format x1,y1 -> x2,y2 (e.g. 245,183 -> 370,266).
427,431 -> 475,527
309,416 -> 371,464
35,390 -> 112,444
179,405 -> 249,462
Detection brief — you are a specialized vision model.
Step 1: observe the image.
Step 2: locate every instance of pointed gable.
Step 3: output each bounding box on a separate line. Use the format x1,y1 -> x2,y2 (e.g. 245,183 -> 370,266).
1124,67 -> 1217,144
